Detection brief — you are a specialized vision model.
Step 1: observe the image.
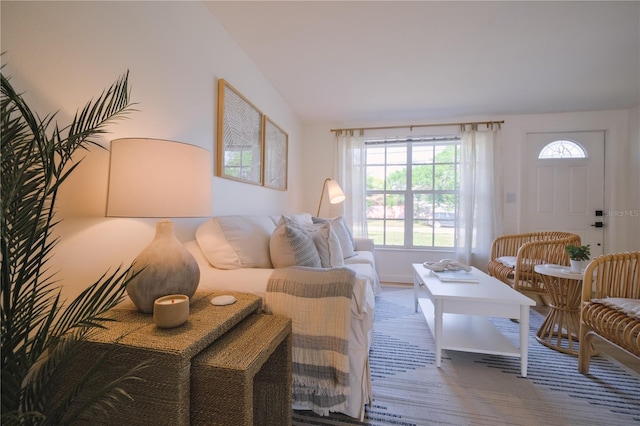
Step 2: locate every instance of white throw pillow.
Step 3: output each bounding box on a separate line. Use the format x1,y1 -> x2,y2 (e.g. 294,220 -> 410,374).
496,256 -> 518,268
195,216 -> 276,269
592,297 -> 640,320
270,213 -> 313,227
270,223 -> 322,269
305,222 -> 345,268
276,216 -> 341,267
312,216 -> 356,259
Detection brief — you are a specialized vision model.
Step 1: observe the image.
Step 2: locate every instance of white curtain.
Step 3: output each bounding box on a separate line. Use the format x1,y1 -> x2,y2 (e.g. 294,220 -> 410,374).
336,131 -> 368,238
455,123 -> 502,269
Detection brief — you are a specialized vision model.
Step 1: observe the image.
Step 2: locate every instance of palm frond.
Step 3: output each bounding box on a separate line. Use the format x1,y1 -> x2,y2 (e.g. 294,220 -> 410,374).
1,68 -> 147,425
24,328 -> 149,426
51,266 -> 133,338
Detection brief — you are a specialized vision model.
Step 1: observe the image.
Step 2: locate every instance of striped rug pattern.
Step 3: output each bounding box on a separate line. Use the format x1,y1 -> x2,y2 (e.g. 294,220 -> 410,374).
292,285 -> 640,425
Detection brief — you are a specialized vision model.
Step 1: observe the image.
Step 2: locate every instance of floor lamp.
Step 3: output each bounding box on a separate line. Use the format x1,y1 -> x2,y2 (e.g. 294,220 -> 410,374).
106,138 -> 212,313
317,178 -> 346,216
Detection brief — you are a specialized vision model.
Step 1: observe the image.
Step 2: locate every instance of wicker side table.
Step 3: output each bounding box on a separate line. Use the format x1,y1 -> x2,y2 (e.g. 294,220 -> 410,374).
191,313 -> 292,426
59,290 -> 262,425
534,264 -> 583,355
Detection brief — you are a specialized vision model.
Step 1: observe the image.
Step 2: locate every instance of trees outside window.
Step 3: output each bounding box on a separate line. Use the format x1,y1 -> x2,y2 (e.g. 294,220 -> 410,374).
365,137 -> 460,248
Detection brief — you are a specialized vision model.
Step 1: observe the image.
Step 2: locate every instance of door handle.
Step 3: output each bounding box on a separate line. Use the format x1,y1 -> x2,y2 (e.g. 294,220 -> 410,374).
591,222 -> 604,228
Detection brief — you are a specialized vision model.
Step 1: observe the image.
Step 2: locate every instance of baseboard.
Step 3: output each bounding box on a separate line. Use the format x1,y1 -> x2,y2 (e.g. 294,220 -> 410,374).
379,273 -> 412,284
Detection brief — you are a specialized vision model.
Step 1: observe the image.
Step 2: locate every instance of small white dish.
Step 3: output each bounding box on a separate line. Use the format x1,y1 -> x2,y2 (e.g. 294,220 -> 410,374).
210,295 -> 237,306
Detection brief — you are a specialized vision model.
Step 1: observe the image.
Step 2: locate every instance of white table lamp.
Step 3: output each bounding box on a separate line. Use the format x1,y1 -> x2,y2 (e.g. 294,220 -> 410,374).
316,178 -> 346,216
106,138 -> 212,313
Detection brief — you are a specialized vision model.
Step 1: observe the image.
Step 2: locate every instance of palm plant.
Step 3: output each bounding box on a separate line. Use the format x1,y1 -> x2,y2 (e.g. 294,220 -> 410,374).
1,68 -> 147,425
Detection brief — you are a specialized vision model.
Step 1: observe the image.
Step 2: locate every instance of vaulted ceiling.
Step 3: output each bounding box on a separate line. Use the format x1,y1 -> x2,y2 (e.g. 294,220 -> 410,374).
206,1 -> 639,125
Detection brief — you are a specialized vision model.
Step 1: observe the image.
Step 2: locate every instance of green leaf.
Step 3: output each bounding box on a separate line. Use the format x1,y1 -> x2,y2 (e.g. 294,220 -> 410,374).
2,68 -> 147,425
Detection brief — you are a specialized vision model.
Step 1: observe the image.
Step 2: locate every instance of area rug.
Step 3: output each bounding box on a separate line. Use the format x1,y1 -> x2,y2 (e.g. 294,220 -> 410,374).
292,285 -> 640,425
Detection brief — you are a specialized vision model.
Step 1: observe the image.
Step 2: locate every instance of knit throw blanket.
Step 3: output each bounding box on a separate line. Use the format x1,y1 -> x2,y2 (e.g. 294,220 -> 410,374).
265,266 -> 354,416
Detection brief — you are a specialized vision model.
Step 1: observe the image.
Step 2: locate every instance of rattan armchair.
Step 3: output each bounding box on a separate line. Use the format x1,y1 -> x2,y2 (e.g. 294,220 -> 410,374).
487,232 -> 581,299
579,251 -> 640,373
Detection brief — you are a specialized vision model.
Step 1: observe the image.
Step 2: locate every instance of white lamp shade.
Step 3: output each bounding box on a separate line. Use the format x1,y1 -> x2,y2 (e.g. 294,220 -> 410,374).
106,138 -> 212,218
327,179 -> 346,204
317,178 -> 346,216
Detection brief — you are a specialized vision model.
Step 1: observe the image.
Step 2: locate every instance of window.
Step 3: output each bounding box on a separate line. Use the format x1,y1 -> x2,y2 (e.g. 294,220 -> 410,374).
538,140 -> 587,159
365,136 -> 460,248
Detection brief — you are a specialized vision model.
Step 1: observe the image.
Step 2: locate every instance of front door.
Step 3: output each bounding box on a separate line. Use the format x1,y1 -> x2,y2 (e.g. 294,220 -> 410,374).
523,131 -> 605,257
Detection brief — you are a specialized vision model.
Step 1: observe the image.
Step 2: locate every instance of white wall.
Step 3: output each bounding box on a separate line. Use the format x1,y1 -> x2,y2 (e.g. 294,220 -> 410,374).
4,2 -> 638,294
2,1 -> 304,300
629,105 -> 640,247
304,109 -> 639,284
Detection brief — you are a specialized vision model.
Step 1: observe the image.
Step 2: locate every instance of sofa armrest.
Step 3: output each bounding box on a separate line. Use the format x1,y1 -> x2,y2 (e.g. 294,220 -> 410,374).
353,237 -> 374,252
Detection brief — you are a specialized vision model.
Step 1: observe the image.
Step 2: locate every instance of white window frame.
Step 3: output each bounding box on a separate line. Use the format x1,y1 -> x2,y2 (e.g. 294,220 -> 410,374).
365,135 -> 460,249
538,139 -> 587,159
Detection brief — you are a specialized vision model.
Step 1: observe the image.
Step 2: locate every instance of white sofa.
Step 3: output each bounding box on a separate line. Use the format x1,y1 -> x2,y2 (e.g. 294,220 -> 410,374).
183,213 -> 380,420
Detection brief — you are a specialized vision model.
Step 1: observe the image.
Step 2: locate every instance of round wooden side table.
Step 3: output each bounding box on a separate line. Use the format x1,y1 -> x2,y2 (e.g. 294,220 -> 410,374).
534,264 -> 584,355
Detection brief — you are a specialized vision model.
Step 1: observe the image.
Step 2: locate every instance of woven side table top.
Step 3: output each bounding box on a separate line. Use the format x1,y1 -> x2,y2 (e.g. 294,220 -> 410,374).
89,290 -> 262,363
193,313 -> 292,374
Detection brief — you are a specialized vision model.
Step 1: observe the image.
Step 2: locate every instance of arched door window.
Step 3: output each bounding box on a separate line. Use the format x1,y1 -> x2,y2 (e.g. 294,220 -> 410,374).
538,140 -> 587,159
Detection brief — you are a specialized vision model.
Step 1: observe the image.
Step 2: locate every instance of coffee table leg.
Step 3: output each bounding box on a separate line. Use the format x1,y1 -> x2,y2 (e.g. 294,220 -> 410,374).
520,304 -> 529,377
434,299 -> 443,367
413,272 -> 420,313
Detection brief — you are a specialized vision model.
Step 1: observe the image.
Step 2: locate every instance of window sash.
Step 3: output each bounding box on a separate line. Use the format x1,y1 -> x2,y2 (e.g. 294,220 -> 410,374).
365,136 -> 460,249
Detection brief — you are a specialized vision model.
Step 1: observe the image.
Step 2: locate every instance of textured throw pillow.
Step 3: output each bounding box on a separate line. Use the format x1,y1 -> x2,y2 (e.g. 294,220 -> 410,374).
271,213 -> 313,227
195,216 -> 276,269
312,216 -> 356,259
592,297 -> 640,320
270,223 -> 322,269
496,256 -> 518,268
305,222 -> 345,268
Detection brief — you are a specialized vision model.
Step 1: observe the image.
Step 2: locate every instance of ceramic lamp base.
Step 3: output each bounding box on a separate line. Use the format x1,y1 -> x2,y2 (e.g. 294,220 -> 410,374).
126,220 -> 199,313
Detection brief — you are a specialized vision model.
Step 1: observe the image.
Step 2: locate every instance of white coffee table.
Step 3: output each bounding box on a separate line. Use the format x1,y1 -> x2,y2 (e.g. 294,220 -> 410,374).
413,263 -> 536,377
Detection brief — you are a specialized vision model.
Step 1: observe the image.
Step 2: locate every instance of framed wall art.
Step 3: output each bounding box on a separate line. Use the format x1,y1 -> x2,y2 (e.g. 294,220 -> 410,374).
263,116 -> 288,190
216,79 -> 263,185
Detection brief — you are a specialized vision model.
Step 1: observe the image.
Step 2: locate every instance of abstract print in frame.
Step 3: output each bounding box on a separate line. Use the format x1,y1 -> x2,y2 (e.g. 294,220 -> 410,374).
216,79 -> 263,185
263,116 -> 288,190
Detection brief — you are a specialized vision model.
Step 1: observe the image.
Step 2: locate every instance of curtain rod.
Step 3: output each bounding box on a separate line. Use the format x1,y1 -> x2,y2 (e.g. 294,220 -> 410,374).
330,120 -> 505,135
